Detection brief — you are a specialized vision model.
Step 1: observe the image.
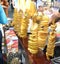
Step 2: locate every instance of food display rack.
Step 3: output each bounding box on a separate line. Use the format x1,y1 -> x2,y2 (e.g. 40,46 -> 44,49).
3,26 -> 51,64
18,35 -> 52,64
3,26 -> 60,64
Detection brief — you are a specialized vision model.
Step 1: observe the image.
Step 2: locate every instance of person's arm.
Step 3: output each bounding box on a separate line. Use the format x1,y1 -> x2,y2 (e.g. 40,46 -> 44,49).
0,5 -> 8,24
49,14 -> 56,25
1,1 -> 9,8
2,5 -> 7,8
11,0 -> 15,8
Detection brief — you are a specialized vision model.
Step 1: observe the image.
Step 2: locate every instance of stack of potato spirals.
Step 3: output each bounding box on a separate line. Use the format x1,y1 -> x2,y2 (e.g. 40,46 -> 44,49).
11,9 -> 29,38
11,9 -> 22,34
28,23 -> 38,54
46,24 -> 56,60
11,0 -> 37,38
38,15 -> 49,49
19,15 -> 29,38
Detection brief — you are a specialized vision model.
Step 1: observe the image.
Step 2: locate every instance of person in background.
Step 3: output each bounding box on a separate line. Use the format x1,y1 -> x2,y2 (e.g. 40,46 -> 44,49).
37,5 -> 44,15
38,6 -> 44,12
51,0 -> 54,7
10,0 -> 18,11
1,0 -> 9,17
43,7 -> 53,18
42,0 -> 47,6
8,0 -> 10,4
0,0 -> 8,64
0,24 -> 3,64
49,8 -> 60,25
10,0 -> 14,10
37,0 -> 43,9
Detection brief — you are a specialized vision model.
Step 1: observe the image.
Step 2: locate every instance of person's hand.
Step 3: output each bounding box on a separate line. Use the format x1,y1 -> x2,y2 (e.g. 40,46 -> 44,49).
2,25 -> 5,27
2,5 -> 8,8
